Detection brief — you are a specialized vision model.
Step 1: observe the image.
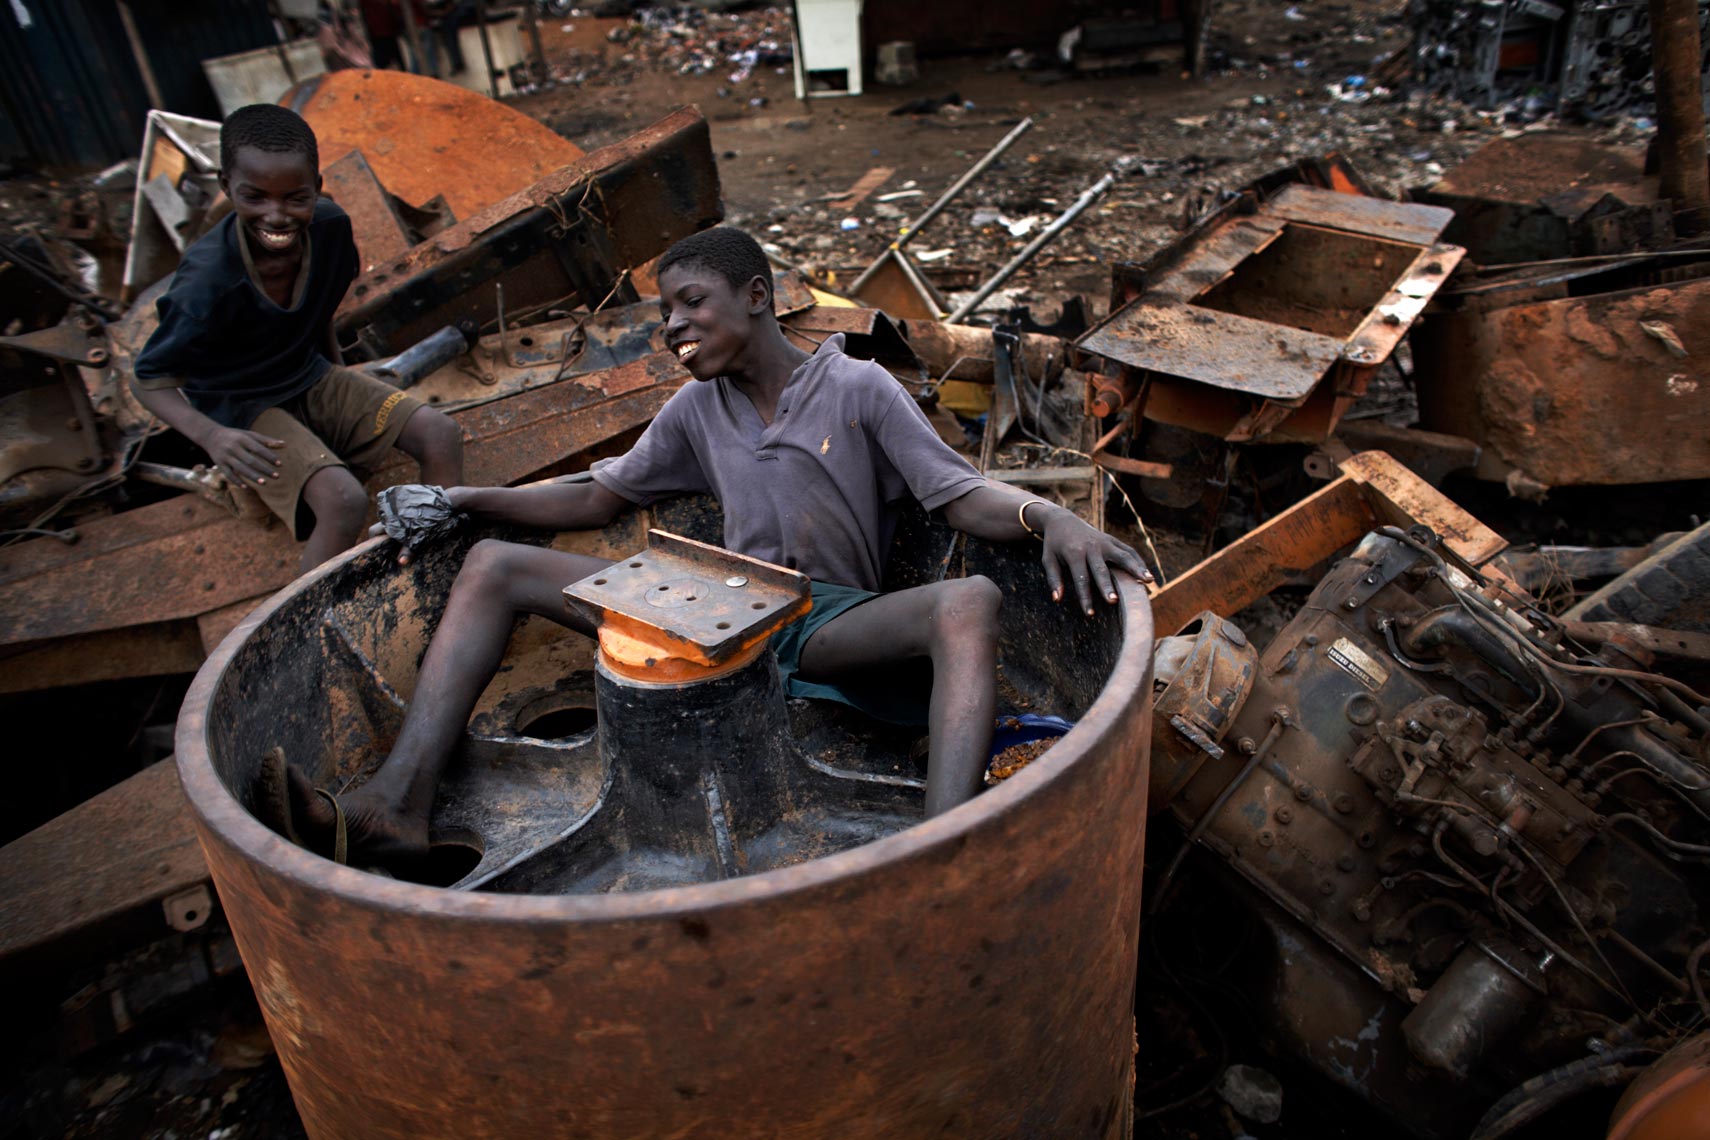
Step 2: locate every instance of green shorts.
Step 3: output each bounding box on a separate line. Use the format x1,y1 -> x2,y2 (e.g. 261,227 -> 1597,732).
772,580 -> 932,727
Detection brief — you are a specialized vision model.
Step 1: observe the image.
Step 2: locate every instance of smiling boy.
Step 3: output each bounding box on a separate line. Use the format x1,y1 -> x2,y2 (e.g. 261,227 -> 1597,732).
279,226 -> 1149,869
130,103 -> 463,571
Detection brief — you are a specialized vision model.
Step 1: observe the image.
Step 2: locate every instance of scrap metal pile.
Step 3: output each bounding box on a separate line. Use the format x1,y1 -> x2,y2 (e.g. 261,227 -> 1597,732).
1410,0 -> 1708,119
4,58 -> 1710,1140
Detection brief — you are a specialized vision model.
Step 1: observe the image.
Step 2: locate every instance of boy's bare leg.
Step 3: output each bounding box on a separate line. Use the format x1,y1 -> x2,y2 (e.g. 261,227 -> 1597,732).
795,575 -> 1002,817
290,539 -> 608,860
299,466 -> 370,571
395,406 -> 464,487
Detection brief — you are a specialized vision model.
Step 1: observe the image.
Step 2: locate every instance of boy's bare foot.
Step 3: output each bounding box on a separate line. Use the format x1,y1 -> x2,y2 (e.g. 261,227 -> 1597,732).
280,761 -> 431,868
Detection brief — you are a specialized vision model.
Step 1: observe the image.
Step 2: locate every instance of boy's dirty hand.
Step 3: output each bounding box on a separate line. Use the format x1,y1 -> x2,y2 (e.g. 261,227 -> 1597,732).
1039,509 -> 1153,615
374,483 -> 466,567
205,426 -> 284,487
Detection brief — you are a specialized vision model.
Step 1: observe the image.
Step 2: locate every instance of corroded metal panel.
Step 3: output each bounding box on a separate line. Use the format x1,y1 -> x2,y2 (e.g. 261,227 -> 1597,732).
1415,276 -> 1710,486
0,360 -> 683,667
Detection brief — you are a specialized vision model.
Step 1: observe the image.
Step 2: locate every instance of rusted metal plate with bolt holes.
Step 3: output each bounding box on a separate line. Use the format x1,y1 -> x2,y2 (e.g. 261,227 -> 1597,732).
564,530 -> 811,670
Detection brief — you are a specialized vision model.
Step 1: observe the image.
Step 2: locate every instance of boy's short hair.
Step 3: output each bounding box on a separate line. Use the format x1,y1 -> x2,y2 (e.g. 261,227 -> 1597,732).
220,104 -> 320,179
657,227 -> 771,301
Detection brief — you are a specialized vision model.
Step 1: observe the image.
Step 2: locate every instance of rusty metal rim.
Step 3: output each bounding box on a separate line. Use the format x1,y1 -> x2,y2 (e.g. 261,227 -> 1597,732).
176,527 -> 1155,922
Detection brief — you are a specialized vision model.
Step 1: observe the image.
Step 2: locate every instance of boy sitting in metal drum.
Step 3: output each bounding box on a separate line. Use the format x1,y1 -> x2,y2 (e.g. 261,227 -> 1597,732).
130,104 -> 464,572
280,226 -> 1149,866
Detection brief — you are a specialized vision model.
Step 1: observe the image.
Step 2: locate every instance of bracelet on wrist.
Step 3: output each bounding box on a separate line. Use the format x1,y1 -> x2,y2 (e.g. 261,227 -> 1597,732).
1018,499 -> 1047,540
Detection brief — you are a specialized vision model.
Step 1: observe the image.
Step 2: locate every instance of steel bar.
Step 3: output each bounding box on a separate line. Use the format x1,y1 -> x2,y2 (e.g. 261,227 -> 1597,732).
946,170 -> 1118,323
847,116 -> 1033,295
474,0 -> 499,99
1649,0 -> 1710,234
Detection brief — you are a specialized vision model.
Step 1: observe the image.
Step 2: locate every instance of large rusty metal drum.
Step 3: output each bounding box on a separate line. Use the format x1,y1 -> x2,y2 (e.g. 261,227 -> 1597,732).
175,497 -> 1154,1138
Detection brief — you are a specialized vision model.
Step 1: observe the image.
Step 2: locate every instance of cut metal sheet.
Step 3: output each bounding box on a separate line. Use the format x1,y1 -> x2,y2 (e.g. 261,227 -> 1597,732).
333,106 -> 722,360
286,69 -> 584,225
1265,183 -> 1455,247
1073,181 -> 1462,443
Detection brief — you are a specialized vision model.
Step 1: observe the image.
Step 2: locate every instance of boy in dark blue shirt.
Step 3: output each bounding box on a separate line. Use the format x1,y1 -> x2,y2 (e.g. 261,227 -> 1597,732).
131,103 -> 463,571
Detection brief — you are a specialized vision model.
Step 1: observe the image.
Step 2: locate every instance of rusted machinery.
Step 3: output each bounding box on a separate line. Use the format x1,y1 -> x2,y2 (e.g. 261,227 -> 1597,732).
175,490 -> 1155,1137
1147,451 -> 1710,1137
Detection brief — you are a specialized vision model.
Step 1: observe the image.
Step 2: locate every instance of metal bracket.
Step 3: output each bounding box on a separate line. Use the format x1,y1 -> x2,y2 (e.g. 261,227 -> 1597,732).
163,884 -> 214,932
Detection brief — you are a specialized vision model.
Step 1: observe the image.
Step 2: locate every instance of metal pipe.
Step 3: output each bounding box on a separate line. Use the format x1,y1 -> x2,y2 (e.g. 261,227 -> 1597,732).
116,1 -> 167,110
522,0 -> 547,87
367,323 -> 478,390
946,170 -> 1118,324
848,116 -> 1034,295
1648,0 -> 1710,235
474,0 -> 499,99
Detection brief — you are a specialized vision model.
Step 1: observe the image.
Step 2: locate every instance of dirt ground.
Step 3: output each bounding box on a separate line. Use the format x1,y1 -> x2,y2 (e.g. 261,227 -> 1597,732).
505,0 -> 1645,314
0,2 -> 1688,1138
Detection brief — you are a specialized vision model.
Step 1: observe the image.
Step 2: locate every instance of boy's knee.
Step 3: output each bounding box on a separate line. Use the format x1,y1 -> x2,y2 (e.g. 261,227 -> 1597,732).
931,575 -> 1002,636
305,468 -> 368,530
412,407 -> 463,458
459,538 -> 522,586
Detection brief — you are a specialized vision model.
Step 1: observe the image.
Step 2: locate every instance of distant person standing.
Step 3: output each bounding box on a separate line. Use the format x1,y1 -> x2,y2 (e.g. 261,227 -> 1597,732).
359,0 -> 405,69
360,0 -> 433,72
431,0 -> 476,75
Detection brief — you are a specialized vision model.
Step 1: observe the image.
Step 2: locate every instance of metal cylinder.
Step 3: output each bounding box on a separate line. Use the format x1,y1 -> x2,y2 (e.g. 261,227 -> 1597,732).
368,322 -> 478,390
175,524 -> 1155,1138
1402,933 -> 1546,1076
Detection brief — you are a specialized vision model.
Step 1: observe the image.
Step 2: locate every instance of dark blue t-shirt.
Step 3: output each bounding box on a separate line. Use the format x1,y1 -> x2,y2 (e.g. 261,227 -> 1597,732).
134,197 -> 359,430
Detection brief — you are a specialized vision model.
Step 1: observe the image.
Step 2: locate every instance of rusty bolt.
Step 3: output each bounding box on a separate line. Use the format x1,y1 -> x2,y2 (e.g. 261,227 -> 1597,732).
1380,767 -> 1397,781
1275,807 -> 1294,825
1334,794 -> 1356,814
1343,598 -> 1360,610
1318,881 -> 1335,897
1237,737 -> 1257,755
1303,634 -> 1319,647
86,347 -> 109,366
1257,831 -> 1274,848
1358,831 -> 1376,849
1352,900 -> 1372,921
1294,784 -> 1313,802
1337,855 -> 1356,872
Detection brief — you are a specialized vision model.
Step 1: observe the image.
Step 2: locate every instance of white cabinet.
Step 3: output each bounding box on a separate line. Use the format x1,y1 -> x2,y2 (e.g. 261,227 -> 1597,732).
792,0 -> 864,98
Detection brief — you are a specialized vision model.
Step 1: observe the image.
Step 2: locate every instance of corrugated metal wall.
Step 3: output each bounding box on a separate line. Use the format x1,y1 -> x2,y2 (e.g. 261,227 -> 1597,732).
0,0 -> 276,169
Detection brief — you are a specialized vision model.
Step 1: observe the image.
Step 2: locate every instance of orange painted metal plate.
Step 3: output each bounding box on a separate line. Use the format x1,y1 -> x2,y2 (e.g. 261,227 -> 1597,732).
283,70 -> 583,225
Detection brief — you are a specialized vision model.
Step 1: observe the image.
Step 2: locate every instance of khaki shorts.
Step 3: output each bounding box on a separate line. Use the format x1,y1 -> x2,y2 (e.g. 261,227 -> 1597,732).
250,365 -> 424,538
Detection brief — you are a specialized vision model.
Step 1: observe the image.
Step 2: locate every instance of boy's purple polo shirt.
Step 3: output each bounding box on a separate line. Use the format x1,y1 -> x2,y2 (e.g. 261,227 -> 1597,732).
591,334 -> 985,592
